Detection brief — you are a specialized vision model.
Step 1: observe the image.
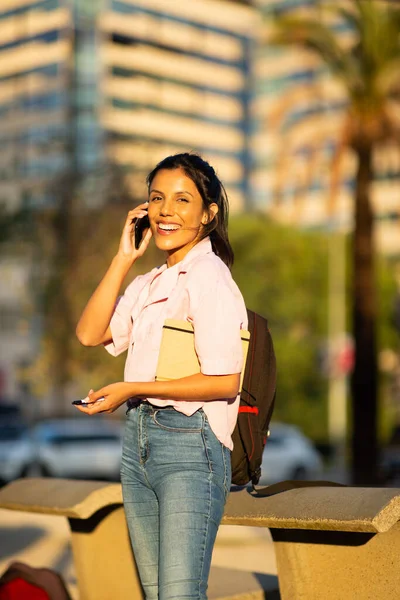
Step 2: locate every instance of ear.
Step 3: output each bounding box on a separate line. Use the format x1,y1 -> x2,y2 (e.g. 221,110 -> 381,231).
202,203 -> 218,225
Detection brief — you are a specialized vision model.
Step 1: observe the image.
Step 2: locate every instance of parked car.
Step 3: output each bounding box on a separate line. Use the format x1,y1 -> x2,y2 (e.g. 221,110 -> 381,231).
32,418 -> 124,481
0,420 -> 34,485
258,422 -> 323,485
380,425 -> 400,484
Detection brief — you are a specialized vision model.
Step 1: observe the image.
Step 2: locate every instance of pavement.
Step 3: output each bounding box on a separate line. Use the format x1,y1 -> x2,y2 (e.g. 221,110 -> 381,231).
0,507 -> 277,599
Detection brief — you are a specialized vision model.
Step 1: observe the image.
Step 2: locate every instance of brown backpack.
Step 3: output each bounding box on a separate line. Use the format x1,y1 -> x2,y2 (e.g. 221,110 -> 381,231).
231,310 -> 277,486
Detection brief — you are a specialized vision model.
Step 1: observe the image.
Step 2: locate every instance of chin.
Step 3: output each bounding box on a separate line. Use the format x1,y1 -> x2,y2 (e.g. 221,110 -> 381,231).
155,233 -> 196,253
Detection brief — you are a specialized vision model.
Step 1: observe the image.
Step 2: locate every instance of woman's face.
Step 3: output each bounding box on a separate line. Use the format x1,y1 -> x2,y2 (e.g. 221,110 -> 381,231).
148,168 -> 217,266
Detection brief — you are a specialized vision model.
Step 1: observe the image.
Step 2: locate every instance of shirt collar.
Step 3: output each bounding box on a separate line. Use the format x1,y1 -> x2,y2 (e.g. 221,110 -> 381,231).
152,237 -> 213,280
177,236 -> 213,272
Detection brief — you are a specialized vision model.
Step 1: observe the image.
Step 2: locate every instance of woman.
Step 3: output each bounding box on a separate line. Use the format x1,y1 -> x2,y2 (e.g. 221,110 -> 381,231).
75,153 -> 247,599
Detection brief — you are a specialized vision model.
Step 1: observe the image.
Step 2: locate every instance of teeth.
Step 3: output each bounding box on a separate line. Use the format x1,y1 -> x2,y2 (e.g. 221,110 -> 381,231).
159,224 -> 180,231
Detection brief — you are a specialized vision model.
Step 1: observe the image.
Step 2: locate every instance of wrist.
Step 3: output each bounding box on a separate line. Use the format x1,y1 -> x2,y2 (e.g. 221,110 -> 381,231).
112,253 -> 135,273
122,381 -> 137,401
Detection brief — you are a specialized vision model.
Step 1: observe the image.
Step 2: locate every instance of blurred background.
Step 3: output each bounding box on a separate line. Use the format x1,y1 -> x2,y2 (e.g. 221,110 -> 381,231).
1,0 -> 400,487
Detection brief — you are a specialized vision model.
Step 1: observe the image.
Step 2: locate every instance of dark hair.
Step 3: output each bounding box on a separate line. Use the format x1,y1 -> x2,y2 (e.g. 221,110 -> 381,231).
146,153 -> 234,269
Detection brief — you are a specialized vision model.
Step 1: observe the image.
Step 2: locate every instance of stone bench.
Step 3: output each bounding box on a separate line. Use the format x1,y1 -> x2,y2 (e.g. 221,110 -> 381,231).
1,478 -> 400,599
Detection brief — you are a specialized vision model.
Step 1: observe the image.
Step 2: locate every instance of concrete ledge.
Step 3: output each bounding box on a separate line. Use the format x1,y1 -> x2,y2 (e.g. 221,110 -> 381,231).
224,486 -> 400,533
0,478 -> 122,519
209,568 -> 280,600
1,479 -> 399,534
2,479 -> 400,599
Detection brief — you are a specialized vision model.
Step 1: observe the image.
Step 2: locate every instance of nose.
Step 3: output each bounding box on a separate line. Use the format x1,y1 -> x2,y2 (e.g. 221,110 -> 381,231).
159,198 -> 174,217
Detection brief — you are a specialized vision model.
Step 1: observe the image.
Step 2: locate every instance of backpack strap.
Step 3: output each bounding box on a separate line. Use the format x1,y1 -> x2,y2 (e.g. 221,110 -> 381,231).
250,480 -> 346,497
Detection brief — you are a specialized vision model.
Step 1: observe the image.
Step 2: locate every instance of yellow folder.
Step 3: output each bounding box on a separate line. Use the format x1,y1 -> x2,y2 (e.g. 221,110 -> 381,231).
155,319 -> 250,392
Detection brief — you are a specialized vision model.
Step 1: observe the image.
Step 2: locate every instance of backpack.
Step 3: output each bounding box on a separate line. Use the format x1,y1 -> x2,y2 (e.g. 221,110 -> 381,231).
231,309 -> 277,486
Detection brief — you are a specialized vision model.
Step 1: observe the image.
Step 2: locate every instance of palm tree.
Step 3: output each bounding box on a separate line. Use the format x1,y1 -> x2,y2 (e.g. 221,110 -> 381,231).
269,0 -> 400,484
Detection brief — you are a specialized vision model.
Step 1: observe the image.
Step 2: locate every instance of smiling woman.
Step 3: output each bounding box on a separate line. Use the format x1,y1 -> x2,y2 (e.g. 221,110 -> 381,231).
75,152 -> 247,599
146,153 -> 233,268
147,167 -> 213,265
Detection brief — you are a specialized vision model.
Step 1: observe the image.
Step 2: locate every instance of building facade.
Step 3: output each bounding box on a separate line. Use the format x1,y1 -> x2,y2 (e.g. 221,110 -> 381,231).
0,0 -> 73,212
0,0 -> 257,215
97,0 -> 257,211
253,0 -> 400,255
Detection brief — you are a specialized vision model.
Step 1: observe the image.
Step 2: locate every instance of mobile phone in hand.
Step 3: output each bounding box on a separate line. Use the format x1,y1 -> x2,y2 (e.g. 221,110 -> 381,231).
134,213 -> 150,249
72,397 -> 105,406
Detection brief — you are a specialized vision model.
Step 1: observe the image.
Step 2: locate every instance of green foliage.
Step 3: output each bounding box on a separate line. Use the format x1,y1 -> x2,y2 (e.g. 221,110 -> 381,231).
230,216 -> 399,441
376,255 -> 399,442
377,256 -> 398,351
230,214 -> 329,440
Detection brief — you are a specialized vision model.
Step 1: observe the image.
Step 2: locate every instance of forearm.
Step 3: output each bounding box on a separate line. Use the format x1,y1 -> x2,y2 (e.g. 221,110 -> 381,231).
76,254 -> 133,346
74,373 -> 241,416
128,372 -> 240,402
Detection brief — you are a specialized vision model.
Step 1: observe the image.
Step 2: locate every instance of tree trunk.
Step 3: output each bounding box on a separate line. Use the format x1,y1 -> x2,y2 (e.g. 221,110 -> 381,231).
350,144 -> 378,485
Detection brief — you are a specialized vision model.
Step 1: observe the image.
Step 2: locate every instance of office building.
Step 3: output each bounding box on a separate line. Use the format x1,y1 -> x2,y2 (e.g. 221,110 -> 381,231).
0,0 -> 74,212
97,0 -> 257,211
253,0 -> 400,254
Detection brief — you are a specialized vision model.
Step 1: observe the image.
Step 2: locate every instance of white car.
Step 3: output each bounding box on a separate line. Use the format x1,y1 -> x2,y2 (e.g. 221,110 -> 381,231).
32,418 -> 124,480
258,422 -> 323,485
0,420 -> 34,484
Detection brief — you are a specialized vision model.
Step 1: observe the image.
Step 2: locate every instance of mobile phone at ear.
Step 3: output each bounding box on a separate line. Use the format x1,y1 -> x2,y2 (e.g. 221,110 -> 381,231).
134,213 -> 150,249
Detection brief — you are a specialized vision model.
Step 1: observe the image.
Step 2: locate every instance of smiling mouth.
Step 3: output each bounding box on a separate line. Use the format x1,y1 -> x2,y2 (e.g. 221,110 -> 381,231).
157,223 -> 181,234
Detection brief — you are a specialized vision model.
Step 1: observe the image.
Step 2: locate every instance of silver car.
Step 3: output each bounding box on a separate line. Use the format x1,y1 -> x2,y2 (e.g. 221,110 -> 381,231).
258,422 -> 323,485
32,418 -> 123,480
0,420 -> 34,484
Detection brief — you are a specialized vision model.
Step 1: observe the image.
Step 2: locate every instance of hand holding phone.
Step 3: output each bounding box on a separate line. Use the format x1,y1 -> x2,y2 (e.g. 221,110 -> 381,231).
119,204 -> 151,259
134,212 -> 150,250
72,396 -> 105,406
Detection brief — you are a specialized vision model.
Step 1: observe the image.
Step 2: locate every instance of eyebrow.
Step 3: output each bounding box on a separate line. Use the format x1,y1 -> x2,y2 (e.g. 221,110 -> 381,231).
149,189 -> 194,198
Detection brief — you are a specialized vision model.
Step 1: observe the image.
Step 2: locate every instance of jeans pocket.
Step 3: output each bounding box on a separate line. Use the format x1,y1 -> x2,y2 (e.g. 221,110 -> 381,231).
202,417 -> 232,498
153,408 -> 203,432
222,445 -> 232,498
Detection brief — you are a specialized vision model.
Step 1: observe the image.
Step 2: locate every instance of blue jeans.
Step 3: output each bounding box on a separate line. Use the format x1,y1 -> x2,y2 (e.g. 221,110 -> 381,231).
120,403 -> 231,600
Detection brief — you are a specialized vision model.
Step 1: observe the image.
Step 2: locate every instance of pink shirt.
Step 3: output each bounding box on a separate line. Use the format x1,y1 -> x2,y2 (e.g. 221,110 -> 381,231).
105,237 -> 247,449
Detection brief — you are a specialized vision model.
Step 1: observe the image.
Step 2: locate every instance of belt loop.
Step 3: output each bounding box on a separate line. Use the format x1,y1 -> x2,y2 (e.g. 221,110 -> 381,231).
126,397 -> 144,412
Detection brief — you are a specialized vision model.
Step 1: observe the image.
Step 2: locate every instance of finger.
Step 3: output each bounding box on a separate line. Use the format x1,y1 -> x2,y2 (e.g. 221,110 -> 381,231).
74,404 -> 91,414
127,203 -> 148,219
75,401 -> 105,415
77,390 -> 96,404
127,209 -> 147,218
128,202 -> 148,214
126,212 -> 148,229
136,229 -> 152,257
136,201 -> 149,210
138,227 -> 152,252
89,388 -> 105,402
125,210 -> 144,224
131,211 -> 148,223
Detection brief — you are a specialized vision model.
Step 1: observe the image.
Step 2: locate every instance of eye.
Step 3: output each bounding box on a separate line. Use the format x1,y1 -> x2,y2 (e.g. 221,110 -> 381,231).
177,197 -> 189,203
150,196 -> 162,202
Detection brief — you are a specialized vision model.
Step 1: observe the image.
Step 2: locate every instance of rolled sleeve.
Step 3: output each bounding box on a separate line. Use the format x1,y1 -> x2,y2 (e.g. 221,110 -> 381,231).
188,261 -> 245,376
104,275 -> 145,357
